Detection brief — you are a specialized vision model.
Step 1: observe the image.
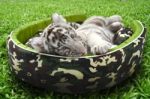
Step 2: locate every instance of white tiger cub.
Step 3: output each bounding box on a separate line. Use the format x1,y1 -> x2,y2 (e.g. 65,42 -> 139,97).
26,13 -> 123,56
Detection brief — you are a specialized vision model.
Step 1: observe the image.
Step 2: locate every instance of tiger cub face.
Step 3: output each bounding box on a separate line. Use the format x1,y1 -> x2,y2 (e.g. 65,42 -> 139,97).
41,13 -> 87,56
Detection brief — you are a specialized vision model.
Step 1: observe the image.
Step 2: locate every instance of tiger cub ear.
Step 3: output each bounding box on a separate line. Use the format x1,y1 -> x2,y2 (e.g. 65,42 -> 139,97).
51,13 -> 67,24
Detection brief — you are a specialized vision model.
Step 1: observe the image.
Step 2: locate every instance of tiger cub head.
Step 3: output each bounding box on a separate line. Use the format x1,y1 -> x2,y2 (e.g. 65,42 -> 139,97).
41,13 -> 87,56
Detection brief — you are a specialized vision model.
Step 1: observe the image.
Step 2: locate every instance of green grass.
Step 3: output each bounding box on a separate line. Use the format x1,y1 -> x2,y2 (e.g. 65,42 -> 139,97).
0,0 -> 150,99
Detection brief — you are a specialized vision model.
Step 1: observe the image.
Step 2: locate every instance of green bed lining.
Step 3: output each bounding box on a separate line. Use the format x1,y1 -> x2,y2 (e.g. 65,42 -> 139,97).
10,15 -> 144,54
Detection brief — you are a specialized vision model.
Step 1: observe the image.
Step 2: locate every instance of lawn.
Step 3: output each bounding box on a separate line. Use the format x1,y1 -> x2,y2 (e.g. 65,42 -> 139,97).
0,0 -> 150,99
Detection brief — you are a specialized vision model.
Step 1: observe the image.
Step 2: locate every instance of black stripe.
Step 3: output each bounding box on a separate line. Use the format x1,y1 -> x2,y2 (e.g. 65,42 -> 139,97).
47,28 -> 54,41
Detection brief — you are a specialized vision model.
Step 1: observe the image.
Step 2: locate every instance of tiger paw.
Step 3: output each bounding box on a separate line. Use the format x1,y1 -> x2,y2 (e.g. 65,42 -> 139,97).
91,42 -> 113,54
26,37 -> 49,53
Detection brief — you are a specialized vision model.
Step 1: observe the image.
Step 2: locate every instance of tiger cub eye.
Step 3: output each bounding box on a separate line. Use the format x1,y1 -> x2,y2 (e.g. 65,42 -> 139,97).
61,35 -> 67,40
70,34 -> 75,38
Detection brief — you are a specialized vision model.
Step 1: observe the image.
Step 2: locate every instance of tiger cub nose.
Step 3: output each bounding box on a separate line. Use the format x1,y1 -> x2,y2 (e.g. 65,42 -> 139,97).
78,46 -> 87,55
